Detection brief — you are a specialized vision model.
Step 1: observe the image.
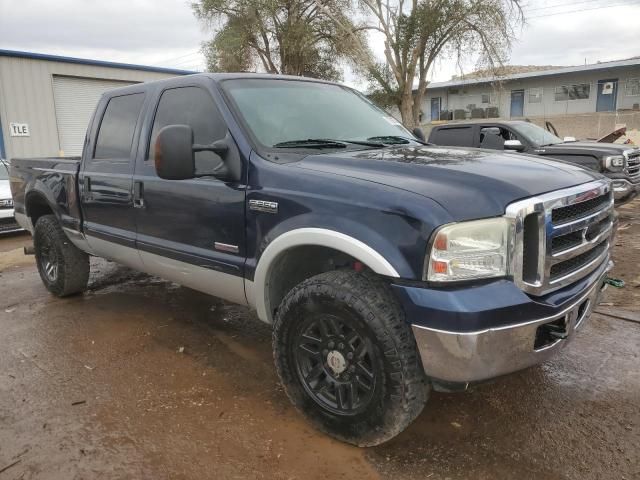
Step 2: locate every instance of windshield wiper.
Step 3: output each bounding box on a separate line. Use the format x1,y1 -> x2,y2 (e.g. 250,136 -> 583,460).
273,139 -> 347,149
273,138 -> 384,149
367,135 -> 430,145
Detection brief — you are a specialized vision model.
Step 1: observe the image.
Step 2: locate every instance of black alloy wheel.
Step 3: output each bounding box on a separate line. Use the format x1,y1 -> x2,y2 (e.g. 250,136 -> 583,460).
293,311 -> 379,416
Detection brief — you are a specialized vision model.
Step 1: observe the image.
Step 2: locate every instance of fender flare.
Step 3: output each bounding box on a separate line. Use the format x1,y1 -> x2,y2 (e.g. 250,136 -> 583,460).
22,189 -> 58,232
247,228 -> 400,323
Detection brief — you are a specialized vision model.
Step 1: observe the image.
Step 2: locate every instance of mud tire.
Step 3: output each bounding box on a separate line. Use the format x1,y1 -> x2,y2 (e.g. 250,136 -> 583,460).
273,270 -> 428,446
33,214 -> 90,297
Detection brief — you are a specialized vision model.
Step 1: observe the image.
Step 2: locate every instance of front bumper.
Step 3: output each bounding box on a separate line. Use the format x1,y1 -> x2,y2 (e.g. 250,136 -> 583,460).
610,177 -> 639,205
0,208 -> 23,234
394,259 -> 612,383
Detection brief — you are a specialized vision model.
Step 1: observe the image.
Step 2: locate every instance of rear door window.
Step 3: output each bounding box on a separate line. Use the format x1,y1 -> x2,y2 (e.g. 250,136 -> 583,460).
94,93 -> 145,160
429,126 -> 475,147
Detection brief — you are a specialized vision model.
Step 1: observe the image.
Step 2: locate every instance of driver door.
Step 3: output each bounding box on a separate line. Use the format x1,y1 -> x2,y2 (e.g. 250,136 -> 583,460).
133,84 -> 247,305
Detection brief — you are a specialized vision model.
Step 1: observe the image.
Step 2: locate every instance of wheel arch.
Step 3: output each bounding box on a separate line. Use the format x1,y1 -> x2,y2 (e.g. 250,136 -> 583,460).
24,190 -> 57,230
247,228 -> 401,324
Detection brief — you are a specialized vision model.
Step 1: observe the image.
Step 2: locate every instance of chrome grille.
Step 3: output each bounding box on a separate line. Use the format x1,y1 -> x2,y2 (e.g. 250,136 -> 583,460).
506,179 -> 614,296
550,239 -> 608,281
625,149 -> 640,181
551,193 -> 610,224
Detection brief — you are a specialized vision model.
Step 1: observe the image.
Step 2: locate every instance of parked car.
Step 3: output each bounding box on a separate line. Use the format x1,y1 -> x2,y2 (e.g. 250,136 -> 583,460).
428,120 -> 640,205
0,159 -> 22,234
10,74 -> 615,446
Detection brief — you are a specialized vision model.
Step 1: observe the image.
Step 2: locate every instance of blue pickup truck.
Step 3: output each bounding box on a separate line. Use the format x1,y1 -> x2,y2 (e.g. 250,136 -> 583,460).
10,74 -> 615,446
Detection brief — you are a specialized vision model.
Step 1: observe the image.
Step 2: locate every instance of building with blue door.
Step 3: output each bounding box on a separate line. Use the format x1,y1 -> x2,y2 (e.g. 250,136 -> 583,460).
422,57 -> 640,124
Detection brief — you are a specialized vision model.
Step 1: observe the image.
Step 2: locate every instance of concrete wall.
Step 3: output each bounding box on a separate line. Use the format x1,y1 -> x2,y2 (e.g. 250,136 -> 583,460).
423,65 -> 640,122
0,56 -> 180,159
527,111 -> 640,142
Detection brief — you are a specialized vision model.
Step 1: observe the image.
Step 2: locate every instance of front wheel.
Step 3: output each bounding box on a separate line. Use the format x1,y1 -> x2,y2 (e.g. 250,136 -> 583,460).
34,215 -> 90,297
273,270 -> 428,446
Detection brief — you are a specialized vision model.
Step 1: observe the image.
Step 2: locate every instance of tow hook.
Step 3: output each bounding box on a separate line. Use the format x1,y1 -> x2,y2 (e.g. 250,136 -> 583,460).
542,323 -> 568,340
535,320 -> 569,349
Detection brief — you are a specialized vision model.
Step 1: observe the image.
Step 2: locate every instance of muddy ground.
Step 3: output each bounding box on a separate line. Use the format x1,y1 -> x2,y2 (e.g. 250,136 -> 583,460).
0,200 -> 639,480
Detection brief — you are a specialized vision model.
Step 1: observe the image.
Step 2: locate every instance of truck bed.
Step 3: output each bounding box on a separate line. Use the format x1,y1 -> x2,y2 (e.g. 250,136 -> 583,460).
10,156 -> 83,233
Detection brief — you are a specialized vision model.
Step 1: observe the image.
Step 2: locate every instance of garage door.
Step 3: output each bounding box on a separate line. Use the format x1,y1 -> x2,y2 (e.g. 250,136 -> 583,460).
52,76 -> 135,156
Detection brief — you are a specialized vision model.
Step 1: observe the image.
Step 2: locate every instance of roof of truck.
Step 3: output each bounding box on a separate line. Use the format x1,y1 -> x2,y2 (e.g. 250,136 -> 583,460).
99,72 -> 348,98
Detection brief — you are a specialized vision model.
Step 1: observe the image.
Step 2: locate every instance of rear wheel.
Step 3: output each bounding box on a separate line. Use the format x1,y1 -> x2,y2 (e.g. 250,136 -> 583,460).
34,215 -> 89,297
273,270 -> 428,446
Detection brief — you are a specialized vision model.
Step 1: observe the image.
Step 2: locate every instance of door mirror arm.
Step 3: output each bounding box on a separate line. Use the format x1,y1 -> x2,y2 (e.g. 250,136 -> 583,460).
193,132 -> 241,182
193,139 -> 228,156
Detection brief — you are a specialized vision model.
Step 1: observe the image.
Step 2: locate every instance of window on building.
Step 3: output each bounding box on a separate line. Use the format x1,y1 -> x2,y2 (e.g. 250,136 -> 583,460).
555,84 -> 590,101
94,93 -> 145,159
625,78 -> 640,96
449,88 -> 459,95
481,93 -> 491,104
148,87 -> 227,171
528,88 -> 543,103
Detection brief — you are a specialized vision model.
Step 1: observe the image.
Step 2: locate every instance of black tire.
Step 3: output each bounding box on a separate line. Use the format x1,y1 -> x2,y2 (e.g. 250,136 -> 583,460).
273,270 -> 428,446
33,214 -> 90,297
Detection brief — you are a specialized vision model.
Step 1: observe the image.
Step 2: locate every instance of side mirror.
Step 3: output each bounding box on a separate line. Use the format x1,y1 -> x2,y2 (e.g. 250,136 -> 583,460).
155,125 -> 196,180
412,127 -> 426,142
504,139 -> 525,152
155,125 -> 239,182
563,136 -> 577,142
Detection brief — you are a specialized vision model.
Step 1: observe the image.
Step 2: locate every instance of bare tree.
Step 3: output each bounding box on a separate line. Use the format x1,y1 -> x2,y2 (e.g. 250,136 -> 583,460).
193,0 -> 370,81
326,0 -> 523,127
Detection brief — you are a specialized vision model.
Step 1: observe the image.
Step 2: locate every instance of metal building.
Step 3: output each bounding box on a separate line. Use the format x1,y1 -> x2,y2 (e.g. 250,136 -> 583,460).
423,58 -> 640,123
0,49 -> 194,160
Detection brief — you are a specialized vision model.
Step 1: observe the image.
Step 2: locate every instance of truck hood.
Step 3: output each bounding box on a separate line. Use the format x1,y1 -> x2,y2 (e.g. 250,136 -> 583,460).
0,180 -> 11,201
294,146 -> 602,221
542,142 -> 638,156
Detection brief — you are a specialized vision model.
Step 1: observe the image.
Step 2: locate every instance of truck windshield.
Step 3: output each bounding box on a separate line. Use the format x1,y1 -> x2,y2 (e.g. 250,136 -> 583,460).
0,161 -> 9,180
221,79 -> 413,150
511,122 -> 563,147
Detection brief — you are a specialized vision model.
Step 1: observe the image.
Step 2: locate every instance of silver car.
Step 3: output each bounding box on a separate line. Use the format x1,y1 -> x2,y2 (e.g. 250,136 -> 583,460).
0,159 -> 22,234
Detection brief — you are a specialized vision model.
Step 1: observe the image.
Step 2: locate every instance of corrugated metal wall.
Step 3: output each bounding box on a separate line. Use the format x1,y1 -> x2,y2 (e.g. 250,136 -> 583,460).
0,56 -> 179,159
52,76 -> 134,156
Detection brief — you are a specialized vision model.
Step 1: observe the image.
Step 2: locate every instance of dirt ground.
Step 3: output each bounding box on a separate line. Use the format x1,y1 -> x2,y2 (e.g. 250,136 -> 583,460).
0,200 -> 639,480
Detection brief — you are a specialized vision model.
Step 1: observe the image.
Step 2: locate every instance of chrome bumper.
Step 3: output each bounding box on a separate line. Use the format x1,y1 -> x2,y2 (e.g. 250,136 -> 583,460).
0,208 -> 25,234
411,261 -> 612,383
611,178 -> 639,204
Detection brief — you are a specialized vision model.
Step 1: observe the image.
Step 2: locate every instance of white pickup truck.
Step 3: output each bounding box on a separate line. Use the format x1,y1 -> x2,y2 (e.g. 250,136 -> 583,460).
0,159 -> 21,234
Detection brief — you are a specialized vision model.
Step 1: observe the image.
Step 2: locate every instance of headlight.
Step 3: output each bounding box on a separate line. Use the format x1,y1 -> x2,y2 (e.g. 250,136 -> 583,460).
603,155 -> 625,171
426,217 -> 511,282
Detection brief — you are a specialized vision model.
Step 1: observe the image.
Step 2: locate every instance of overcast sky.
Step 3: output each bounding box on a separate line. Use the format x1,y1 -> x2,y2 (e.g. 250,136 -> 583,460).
1,0 -> 639,89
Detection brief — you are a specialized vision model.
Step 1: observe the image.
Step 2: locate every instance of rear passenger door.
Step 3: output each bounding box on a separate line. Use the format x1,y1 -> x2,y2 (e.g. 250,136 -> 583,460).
132,84 -> 247,305
80,91 -> 146,269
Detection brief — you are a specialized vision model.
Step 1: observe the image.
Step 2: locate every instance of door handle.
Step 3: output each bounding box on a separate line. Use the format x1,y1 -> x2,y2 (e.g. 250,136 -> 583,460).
83,176 -> 93,202
133,181 -> 145,209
